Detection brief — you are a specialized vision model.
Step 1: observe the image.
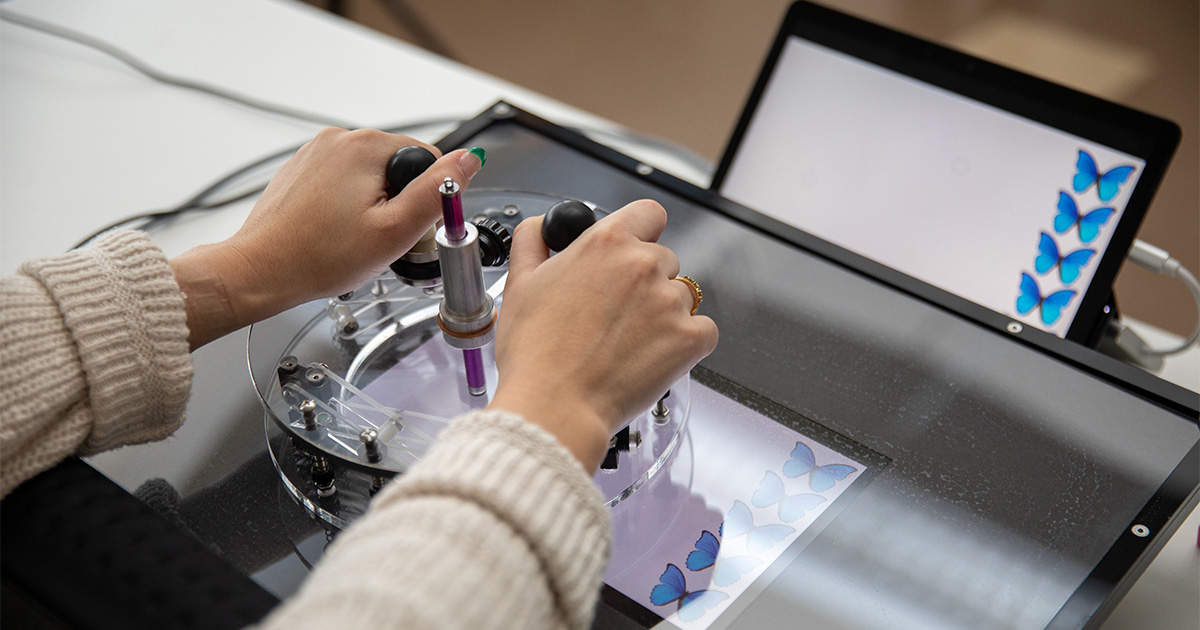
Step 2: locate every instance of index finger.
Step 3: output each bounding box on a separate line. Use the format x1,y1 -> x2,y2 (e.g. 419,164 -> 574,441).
602,199 -> 668,243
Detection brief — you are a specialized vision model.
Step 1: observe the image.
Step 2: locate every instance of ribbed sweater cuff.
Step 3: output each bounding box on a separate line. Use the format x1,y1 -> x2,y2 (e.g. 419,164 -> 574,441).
378,409 -> 612,629
18,231 -> 192,452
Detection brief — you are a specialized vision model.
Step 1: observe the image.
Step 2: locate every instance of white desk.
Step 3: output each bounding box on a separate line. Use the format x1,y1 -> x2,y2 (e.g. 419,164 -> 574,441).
1,1 -> 1195,628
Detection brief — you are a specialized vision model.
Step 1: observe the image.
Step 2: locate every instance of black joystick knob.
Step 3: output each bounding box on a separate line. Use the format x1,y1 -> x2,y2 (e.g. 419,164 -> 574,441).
541,200 -> 597,252
386,146 -> 438,198
473,218 -> 512,266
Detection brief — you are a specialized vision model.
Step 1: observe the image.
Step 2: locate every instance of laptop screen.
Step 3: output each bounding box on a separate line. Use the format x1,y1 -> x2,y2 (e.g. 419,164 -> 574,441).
712,2 -> 1178,344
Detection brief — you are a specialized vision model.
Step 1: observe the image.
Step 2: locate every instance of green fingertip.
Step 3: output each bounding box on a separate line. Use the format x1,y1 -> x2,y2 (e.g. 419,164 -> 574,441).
468,146 -> 487,166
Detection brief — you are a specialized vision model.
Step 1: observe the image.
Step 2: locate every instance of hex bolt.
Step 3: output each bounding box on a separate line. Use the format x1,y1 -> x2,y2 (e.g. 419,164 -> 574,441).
299,399 -> 318,431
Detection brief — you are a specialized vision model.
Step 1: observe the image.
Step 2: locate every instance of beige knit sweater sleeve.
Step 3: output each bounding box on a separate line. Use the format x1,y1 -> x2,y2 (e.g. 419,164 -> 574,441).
257,410 -> 613,630
1,231 -> 612,629
0,231 -> 193,497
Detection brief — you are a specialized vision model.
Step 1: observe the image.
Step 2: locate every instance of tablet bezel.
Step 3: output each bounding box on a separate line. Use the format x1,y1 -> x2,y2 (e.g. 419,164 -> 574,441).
710,0 -> 1181,346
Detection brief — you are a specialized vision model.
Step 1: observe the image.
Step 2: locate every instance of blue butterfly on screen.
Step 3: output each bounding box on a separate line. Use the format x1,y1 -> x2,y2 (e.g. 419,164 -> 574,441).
751,470 -> 827,523
1034,232 -> 1096,284
783,441 -> 857,492
649,563 -> 729,623
1054,192 -> 1115,244
1072,149 -> 1135,203
685,531 -> 764,587
720,500 -> 795,554
1016,272 -> 1076,325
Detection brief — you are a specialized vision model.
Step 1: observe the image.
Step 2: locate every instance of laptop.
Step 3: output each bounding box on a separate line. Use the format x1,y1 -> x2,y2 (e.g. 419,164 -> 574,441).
711,1 -> 1180,346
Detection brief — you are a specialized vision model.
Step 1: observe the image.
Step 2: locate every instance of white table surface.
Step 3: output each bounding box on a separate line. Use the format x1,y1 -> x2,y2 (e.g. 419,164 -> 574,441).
1,1 -> 1195,628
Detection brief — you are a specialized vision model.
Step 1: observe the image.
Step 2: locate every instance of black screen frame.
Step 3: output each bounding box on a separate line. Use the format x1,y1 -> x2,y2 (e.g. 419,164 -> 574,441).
710,0 -> 1181,347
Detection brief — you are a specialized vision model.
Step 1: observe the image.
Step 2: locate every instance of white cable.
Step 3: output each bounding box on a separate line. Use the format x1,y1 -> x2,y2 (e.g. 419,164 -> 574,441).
1124,239 -> 1200,356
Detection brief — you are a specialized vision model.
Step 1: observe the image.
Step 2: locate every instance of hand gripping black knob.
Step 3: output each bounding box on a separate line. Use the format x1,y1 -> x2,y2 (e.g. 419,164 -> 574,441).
387,146 -> 440,284
472,218 -> 512,266
386,146 -> 438,197
541,200 -> 597,252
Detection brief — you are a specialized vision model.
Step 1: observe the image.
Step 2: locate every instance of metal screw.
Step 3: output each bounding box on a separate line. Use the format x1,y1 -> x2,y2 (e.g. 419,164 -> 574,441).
1006,322 -> 1023,334
306,367 -> 327,387
492,103 -> 513,117
1131,524 -> 1150,538
629,430 -> 642,450
311,456 -> 336,497
371,278 -> 387,296
636,163 -> 654,176
652,390 -> 671,424
502,204 -> 519,217
299,399 -> 318,431
360,429 -> 381,463
370,475 -> 387,495
333,304 -> 359,334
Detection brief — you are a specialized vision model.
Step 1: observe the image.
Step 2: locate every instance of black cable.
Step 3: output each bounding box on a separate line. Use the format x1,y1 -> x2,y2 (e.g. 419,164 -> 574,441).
69,118 -> 463,250
0,9 -> 357,129
4,10 -> 716,248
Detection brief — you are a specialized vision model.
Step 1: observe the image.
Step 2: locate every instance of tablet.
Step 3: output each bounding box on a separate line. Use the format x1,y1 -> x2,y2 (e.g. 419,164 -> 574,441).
711,1 -> 1180,345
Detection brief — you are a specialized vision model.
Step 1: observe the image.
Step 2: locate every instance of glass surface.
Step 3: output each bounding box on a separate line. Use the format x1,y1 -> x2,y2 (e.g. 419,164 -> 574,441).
81,120 -> 1197,629
463,122 -> 1197,629
720,37 -> 1147,338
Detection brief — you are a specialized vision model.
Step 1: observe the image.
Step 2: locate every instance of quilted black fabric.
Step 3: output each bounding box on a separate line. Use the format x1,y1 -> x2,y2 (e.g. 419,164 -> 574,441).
1,457 -> 280,630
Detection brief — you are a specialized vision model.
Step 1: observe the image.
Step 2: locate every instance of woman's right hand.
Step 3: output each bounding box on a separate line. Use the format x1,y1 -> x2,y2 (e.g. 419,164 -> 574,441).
488,200 -> 718,472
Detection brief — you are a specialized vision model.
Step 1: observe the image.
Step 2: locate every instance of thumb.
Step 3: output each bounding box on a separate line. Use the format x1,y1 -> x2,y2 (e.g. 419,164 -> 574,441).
384,147 -> 486,233
506,215 -> 550,290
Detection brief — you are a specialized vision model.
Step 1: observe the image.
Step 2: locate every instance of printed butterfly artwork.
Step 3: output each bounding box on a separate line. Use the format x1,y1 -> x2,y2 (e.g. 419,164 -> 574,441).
650,563 -> 729,623
1072,149 -> 1135,203
751,470 -> 827,522
1055,192 -> 1115,244
1016,272 -> 1076,325
783,442 -> 857,492
685,530 -> 764,588
720,500 -> 795,554
1035,232 -> 1095,284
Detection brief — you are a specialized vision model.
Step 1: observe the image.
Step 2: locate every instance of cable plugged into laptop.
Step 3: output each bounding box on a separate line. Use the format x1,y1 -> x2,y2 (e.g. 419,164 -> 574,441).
1101,240 -> 1200,369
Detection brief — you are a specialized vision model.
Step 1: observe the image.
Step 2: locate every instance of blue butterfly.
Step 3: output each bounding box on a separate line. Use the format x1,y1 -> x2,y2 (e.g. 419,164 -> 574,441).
751,470 -> 827,522
783,442 -> 857,492
1035,232 -> 1095,284
684,531 -> 764,587
720,500 -> 795,554
1072,149 -> 1135,203
1054,192 -> 1115,244
1016,272 -> 1076,325
686,530 -> 721,571
649,563 -> 729,622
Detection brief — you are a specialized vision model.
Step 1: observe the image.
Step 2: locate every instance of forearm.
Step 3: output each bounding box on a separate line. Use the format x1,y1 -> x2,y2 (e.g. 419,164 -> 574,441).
169,242 -> 280,351
0,231 -> 193,497
256,410 -> 611,630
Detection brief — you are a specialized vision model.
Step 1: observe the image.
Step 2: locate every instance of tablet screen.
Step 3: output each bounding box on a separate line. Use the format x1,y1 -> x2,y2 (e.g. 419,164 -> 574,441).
719,37 -> 1145,339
